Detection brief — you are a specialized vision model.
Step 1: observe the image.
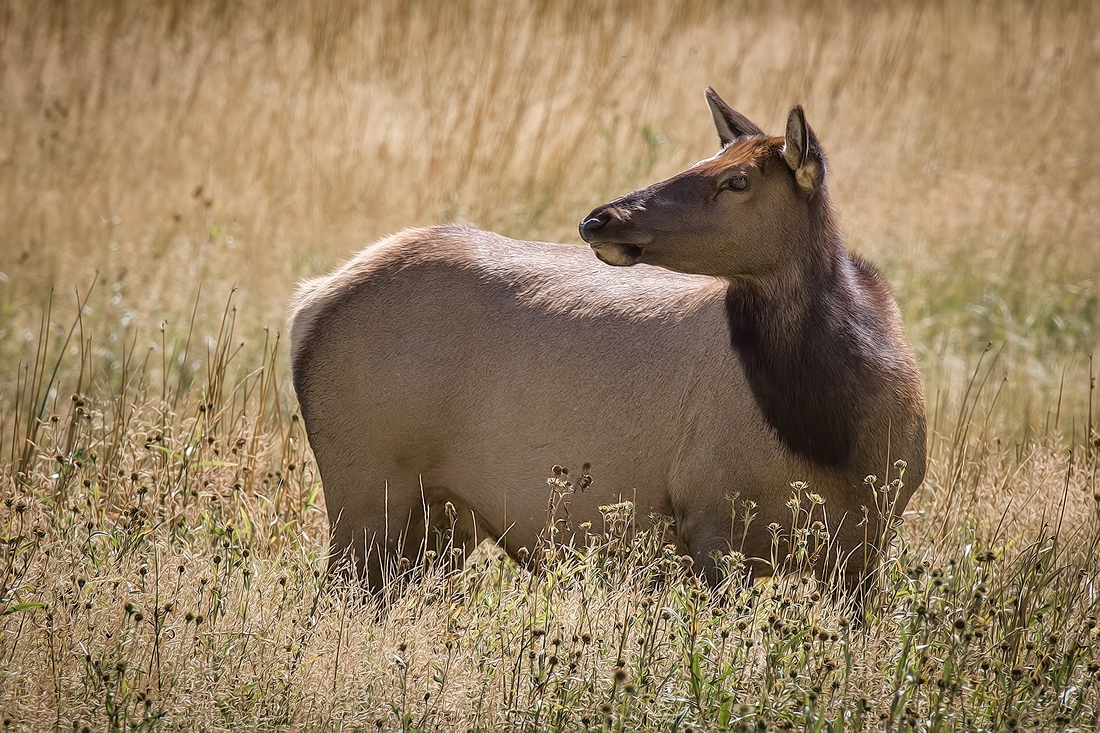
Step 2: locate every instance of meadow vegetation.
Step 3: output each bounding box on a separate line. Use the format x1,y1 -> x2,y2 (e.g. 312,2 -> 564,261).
1,0 -> 1099,729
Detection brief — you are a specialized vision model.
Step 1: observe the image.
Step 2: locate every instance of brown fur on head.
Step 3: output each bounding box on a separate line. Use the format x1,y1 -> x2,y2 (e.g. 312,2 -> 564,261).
581,100 -> 835,290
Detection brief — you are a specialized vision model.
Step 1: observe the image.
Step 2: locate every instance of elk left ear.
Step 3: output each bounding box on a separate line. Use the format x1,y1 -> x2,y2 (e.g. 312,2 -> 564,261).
705,88 -> 764,147
782,106 -> 824,193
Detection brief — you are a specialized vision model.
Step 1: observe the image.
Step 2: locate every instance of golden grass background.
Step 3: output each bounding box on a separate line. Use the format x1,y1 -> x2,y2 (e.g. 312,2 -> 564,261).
1,1 -> 1100,730
3,0 -> 1097,404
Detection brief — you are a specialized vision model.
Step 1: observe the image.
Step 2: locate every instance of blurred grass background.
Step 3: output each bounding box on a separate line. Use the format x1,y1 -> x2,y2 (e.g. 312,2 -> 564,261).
1,0 -> 1097,437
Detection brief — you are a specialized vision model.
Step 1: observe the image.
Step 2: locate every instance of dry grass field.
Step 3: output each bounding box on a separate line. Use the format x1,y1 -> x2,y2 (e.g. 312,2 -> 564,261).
1,0 -> 1099,730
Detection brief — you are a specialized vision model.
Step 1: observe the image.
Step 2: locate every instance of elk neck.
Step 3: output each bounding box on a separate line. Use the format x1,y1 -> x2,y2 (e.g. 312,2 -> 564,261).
723,198 -> 880,473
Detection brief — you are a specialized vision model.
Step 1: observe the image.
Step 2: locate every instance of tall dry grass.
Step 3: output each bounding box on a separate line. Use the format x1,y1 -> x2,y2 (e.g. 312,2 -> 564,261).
0,308 -> 1097,729
1,0 -> 1100,729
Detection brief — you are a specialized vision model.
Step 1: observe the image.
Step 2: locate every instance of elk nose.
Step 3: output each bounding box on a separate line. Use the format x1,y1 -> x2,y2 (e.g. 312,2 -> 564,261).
578,212 -> 608,243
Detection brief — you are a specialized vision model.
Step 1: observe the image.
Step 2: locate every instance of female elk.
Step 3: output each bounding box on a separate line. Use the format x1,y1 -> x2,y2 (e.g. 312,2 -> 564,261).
290,89 -> 926,595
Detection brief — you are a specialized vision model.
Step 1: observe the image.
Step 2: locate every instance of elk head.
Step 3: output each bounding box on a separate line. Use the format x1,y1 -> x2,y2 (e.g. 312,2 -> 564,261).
579,89 -> 830,284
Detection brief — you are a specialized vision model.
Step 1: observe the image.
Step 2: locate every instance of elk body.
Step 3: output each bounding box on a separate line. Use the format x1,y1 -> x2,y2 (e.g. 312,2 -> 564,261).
289,89 -> 926,592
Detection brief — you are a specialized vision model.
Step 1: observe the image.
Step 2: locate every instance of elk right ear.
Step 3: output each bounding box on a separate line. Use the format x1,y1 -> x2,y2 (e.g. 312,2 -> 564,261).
705,88 -> 764,147
782,105 -> 824,194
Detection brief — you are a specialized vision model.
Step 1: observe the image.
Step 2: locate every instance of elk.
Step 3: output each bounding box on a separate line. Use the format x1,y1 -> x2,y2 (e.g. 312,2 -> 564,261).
289,89 -> 926,595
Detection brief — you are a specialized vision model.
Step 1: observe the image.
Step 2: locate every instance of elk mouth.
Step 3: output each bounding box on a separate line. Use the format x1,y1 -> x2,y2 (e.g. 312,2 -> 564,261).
589,242 -> 644,267
580,211 -> 649,266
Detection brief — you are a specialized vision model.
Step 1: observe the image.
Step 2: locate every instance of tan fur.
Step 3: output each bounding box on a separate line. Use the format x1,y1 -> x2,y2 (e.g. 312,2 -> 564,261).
290,93 -> 926,592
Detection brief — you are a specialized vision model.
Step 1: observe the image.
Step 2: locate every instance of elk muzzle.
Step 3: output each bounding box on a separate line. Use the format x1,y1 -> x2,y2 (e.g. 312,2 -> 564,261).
579,207 -> 648,267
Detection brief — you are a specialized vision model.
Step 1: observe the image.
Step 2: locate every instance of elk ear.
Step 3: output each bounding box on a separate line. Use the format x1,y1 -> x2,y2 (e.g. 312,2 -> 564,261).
705,88 -> 763,147
782,105 -> 824,193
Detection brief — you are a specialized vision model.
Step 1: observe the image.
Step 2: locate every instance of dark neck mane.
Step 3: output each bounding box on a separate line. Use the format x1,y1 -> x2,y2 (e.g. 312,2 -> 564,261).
724,214 -> 883,471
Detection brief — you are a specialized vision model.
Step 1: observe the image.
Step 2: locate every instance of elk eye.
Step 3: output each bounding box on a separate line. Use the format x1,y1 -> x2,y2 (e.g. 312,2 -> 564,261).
725,174 -> 748,191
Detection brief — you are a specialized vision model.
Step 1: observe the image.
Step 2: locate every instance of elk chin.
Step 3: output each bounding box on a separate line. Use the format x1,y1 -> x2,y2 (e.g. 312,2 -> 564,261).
590,243 -> 644,267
